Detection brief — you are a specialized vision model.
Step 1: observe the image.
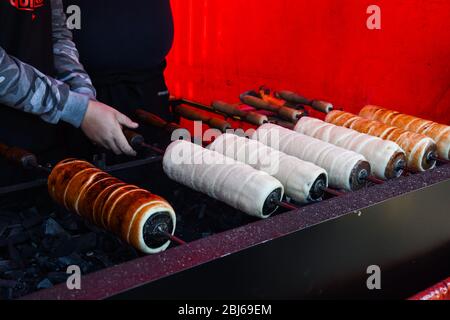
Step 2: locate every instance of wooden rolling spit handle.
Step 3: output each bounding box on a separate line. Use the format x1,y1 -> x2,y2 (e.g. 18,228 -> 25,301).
123,130 -> 146,150
175,105 -> 232,133
0,142 -> 38,169
136,109 -> 182,134
241,95 -> 279,113
240,95 -> 303,122
212,101 -> 268,126
277,91 -> 334,114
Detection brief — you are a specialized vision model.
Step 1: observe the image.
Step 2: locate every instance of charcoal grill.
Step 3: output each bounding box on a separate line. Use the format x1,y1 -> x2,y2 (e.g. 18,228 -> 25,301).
0,112 -> 449,300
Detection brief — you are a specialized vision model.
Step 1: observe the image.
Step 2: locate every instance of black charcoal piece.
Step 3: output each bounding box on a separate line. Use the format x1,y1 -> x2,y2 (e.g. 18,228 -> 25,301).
49,238 -> 77,258
36,256 -> 58,270
86,252 -> 113,268
97,235 -> 122,253
43,218 -> 69,237
84,222 -> 104,233
36,278 -> 53,290
22,214 -> 43,230
57,254 -> 90,273
57,217 -> 80,232
19,244 -> 38,259
74,233 -> 97,253
19,206 -> 35,218
6,232 -> 29,246
41,236 -> 54,251
25,267 -> 40,278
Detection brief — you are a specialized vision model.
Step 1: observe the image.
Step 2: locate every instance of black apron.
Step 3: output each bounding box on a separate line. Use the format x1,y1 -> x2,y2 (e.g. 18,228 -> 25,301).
0,0 -> 59,185
65,0 -> 175,144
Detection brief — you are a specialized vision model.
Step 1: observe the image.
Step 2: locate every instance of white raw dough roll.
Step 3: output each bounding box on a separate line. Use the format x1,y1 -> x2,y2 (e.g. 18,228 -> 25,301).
208,134 -> 328,203
294,117 -> 406,180
253,124 -> 369,191
163,140 -> 284,218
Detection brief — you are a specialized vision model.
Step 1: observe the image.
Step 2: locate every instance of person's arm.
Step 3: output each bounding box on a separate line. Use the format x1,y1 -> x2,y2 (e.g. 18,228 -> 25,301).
0,47 -> 137,155
51,0 -> 96,100
0,45 -> 89,127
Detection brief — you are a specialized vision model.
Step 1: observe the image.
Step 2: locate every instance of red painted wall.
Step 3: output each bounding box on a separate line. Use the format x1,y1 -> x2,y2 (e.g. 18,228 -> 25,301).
165,0 -> 450,123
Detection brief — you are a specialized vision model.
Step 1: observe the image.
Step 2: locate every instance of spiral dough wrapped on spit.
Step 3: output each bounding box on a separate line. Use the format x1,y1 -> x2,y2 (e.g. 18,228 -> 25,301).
360,105 -> 450,161
326,111 -> 437,172
48,159 -> 176,254
295,117 -> 407,180
253,124 -> 371,191
163,140 -> 284,218
208,134 -> 328,203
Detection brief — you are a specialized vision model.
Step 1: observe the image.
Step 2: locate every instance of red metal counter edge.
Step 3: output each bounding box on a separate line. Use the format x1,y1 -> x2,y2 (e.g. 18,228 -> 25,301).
22,165 -> 450,300
410,277 -> 450,300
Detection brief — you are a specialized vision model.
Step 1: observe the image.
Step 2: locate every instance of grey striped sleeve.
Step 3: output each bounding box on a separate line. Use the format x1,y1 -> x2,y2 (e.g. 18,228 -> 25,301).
0,47 -> 89,128
51,0 -> 96,100
0,0 -> 94,128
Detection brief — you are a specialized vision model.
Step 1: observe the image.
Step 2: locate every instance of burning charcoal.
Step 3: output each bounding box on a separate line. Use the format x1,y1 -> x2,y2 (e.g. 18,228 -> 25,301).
43,218 -> 69,237
36,278 -> 53,290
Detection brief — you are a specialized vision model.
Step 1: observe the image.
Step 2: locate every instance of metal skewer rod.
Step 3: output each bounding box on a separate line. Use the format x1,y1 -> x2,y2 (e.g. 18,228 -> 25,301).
272,199 -> 299,211
367,176 -> 385,185
429,154 -> 450,164
36,164 -> 52,174
157,226 -> 187,246
141,143 -> 165,155
324,188 -> 345,197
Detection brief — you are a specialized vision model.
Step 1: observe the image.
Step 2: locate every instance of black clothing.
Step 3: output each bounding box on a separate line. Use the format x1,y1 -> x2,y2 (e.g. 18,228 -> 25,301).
0,0 -> 59,185
67,0 -> 174,74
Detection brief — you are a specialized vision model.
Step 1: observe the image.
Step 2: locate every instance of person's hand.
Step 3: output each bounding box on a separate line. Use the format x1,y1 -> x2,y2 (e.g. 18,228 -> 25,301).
81,100 -> 139,156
